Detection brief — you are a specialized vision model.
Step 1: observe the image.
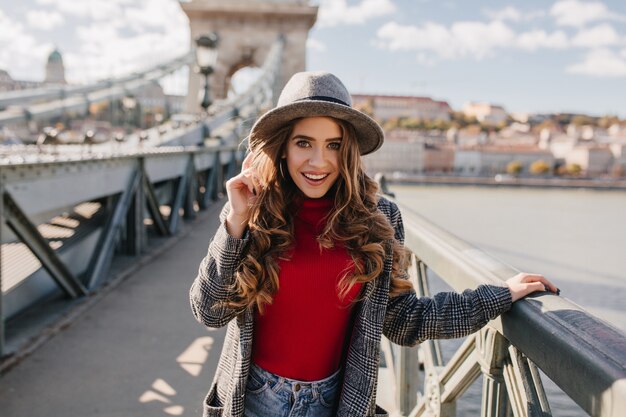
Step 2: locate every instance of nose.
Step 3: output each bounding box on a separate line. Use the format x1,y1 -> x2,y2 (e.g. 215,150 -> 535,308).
308,146 -> 326,167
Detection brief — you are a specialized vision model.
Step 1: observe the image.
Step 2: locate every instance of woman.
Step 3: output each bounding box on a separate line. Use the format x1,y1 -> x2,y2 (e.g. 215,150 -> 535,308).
190,71 -> 558,417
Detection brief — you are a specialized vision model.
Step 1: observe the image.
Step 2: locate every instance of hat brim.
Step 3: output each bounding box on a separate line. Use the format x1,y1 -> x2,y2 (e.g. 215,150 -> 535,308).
249,100 -> 384,155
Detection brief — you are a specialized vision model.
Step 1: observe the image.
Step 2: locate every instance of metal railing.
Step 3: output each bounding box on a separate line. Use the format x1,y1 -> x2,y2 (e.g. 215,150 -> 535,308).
0,38 -> 284,360
379,183 -> 626,417
0,53 -> 193,124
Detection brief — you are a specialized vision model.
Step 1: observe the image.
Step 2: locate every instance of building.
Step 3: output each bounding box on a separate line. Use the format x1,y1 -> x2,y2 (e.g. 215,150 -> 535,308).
463,102 -> 508,125
44,49 -> 67,85
566,145 -> 615,175
363,130 -> 425,174
166,95 -> 187,116
1,48 -> 68,92
454,145 -> 554,175
423,143 -> 455,173
352,94 -> 451,122
0,69 -> 42,92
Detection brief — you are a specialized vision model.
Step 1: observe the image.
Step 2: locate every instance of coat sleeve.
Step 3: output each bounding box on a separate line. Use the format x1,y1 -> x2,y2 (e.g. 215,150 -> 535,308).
381,199 -> 512,346
189,202 -> 249,328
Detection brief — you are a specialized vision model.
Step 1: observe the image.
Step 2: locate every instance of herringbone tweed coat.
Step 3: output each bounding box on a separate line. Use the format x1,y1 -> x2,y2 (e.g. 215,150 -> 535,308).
190,197 -> 512,417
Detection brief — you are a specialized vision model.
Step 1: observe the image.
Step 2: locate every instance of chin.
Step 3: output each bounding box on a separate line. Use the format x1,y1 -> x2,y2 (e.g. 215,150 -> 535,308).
300,188 -> 329,199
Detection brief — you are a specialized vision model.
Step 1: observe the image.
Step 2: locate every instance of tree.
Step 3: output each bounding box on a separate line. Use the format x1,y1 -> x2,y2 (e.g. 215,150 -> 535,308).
571,115 -> 597,126
531,119 -> 559,134
566,163 -> 582,176
399,117 -> 422,129
382,117 -> 400,131
598,115 -> 621,129
506,160 -> 523,176
529,160 -> 551,175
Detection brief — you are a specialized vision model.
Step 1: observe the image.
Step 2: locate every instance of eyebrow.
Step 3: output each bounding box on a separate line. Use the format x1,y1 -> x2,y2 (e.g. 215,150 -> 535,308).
291,135 -> 343,142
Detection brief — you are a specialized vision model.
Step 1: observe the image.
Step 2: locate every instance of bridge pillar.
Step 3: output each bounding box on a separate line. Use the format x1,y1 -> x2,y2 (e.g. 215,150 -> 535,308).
181,0 -> 318,113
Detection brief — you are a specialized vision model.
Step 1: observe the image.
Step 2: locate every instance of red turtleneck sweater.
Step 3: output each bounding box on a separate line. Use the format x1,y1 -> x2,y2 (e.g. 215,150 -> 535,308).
252,198 -> 362,381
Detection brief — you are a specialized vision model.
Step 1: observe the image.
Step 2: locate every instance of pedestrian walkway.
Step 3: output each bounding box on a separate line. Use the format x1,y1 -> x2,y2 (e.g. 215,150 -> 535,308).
0,200 -> 228,417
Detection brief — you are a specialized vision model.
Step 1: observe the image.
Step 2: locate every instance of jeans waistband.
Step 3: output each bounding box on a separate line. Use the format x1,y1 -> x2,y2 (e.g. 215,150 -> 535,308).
250,363 -> 341,391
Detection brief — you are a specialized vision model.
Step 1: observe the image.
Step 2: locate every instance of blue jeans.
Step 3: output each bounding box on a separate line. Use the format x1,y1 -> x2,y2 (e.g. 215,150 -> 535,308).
244,364 -> 341,417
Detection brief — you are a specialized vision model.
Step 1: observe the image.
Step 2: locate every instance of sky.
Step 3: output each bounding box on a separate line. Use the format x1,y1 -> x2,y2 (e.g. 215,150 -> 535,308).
0,0 -> 625,117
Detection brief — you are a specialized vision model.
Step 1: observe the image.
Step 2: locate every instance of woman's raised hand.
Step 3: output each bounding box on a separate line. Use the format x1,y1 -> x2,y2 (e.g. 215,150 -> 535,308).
506,272 -> 560,302
224,152 -> 259,238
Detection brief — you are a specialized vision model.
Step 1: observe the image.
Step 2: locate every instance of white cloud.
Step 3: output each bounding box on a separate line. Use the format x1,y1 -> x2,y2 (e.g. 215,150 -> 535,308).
484,6 -> 545,22
567,48 -> 626,76
451,21 -> 516,59
307,38 -> 327,52
58,0 -> 188,83
550,0 -> 626,27
485,6 -> 522,21
36,0 -> 129,21
26,10 -> 65,31
230,67 -> 263,96
376,20 -> 515,60
622,49 -> 626,58
517,30 -> 569,51
0,9 -> 54,80
124,0 -> 184,29
416,52 -> 436,66
318,0 -> 396,27
571,24 -> 621,48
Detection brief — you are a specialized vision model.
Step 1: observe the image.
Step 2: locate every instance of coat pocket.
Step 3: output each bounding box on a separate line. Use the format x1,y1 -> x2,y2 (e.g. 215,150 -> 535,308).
203,383 -> 223,417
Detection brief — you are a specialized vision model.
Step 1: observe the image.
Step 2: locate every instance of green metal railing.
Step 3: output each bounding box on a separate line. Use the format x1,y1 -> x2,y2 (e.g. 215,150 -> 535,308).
378,182 -> 626,417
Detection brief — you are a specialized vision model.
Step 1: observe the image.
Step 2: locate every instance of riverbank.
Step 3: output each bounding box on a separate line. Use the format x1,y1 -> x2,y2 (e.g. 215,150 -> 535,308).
386,174 -> 626,191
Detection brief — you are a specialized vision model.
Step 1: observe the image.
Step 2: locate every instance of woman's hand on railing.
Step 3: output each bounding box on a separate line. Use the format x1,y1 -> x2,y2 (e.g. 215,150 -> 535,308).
506,273 -> 560,302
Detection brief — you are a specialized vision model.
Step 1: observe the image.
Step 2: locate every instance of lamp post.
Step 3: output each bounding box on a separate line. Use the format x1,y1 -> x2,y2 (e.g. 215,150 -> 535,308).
195,32 -> 219,112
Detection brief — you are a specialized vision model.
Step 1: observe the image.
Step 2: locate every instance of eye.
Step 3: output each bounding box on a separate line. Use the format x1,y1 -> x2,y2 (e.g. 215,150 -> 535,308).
327,142 -> 341,150
295,140 -> 311,148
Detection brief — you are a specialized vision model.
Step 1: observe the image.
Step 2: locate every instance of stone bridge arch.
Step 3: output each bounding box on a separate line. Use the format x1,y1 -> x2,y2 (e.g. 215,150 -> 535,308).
181,0 -> 318,113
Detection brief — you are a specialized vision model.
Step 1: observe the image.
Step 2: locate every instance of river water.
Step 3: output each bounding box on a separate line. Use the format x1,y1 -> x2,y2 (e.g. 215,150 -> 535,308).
389,184 -> 626,417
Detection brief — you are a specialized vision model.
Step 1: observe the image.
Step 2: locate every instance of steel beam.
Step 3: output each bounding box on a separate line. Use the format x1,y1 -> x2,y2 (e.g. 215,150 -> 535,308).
123,160 -> 145,256
142,173 -> 170,237
168,156 -> 193,234
204,152 -> 221,205
0,176 -> 5,357
2,191 -> 87,298
184,156 -> 198,220
86,167 -> 140,289
503,346 -> 551,417
478,329 -> 511,417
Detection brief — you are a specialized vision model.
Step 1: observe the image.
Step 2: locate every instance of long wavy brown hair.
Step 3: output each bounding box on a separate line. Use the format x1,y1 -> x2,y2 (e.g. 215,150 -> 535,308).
225,117 -> 412,314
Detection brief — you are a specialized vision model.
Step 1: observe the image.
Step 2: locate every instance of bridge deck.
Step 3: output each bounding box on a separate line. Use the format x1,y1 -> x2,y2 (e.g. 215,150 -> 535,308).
0,201 -> 227,417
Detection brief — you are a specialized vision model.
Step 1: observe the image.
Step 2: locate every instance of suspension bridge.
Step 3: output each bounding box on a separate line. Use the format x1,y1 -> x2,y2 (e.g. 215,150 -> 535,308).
0,1 -> 624,417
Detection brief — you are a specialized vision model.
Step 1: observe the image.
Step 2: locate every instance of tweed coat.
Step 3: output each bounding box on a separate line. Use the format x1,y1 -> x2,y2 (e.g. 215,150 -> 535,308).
190,196 -> 512,417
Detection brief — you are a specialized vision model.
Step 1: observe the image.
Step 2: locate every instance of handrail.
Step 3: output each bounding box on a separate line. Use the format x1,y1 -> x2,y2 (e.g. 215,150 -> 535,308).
0,53 -> 192,110
388,197 -> 626,417
0,37 -> 285,165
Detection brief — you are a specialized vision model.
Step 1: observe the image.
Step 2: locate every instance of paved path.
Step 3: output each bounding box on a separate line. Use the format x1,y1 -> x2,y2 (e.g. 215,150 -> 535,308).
0,201 -> 227,417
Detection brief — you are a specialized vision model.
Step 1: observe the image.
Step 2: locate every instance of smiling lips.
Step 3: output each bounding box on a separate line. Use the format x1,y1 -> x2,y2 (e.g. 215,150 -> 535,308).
302,172 -> 329,183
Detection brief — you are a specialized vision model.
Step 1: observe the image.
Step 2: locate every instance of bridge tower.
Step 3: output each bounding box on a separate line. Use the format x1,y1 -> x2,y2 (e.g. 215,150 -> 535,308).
181,0 -> 318,113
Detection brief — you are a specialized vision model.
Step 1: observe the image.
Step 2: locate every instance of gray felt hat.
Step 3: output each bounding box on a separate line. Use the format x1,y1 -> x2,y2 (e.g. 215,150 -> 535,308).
249,71 -> 384,155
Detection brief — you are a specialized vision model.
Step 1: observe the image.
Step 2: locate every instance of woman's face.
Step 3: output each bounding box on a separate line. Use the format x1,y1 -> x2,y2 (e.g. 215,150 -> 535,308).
284,116 -> 342,199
